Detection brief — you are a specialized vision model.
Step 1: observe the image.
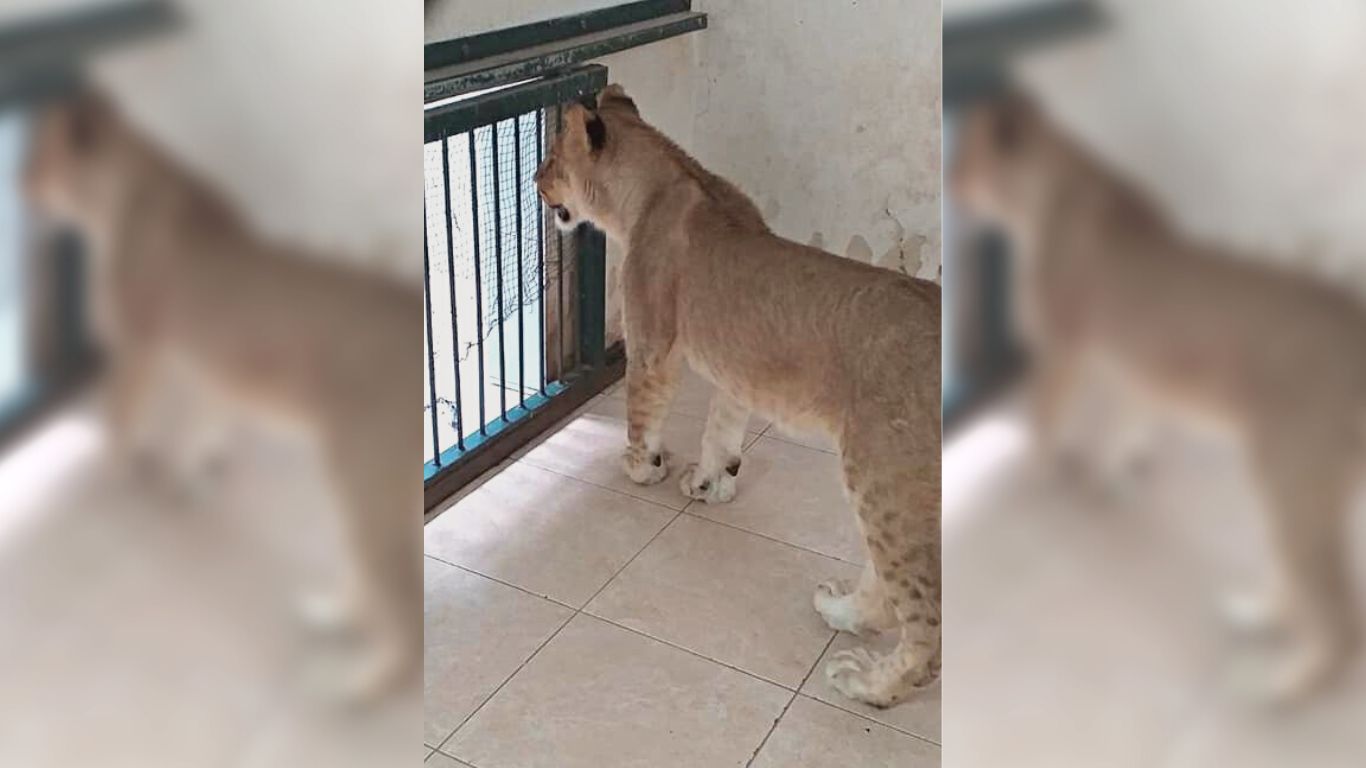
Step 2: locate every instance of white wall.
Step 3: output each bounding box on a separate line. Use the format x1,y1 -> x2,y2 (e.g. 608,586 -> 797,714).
691,0 -> 942,280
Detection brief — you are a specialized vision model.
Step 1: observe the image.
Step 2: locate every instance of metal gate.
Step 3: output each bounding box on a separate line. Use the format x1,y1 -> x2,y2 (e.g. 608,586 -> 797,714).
422,65 -> 618,513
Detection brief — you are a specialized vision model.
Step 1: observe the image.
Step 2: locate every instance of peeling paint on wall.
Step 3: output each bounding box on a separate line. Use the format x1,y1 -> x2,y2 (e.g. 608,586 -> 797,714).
692,0 -> 941,284
845,234 -> 875,264
883,232 -> 928,277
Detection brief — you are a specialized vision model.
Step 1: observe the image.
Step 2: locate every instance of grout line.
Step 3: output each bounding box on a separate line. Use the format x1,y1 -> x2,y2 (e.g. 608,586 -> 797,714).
435,505 -> 686,757
580,605 -> 799,693
429,467 -> 869,740
680,509 -> 865,567
513,459 -> 691,513
436,607 -> 577,753
796,692 -> 942,748
433,748 -> 479,766
756,430 -> 838,455
481,451 -> 688,514
431,417 -> 886,762
430,541 -> 938,753
498,429 -> 857,567
743,633 -> 838,767
797,632 -> 839,691
423,554 -> 580,611
577,505 -> 686,610
754,420 -> 773,442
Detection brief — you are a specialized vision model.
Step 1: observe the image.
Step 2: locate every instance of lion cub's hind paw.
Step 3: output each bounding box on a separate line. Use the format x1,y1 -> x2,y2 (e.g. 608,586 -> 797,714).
826,648 -> 905,709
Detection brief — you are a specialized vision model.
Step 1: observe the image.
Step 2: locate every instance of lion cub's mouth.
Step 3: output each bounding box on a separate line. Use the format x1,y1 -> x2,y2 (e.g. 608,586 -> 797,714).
550,205 -> 571,223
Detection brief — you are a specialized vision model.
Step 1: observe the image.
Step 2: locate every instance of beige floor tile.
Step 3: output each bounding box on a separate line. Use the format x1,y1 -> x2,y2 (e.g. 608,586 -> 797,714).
944,408 -> 1235,768
504,392 -> 607,462
608,366 -> 772,432
585,514 -> 859,687
237,689 -> 419,768
446,614 -> 790,768
800,632 -> 940,743
0,408 -> 416,768
1161,663 -> 1366,768
424,462 -> 675,607
750,696 -> 940,768
520,397 -> 759,509
424,558 -> 572,746
692,435 -> 865,564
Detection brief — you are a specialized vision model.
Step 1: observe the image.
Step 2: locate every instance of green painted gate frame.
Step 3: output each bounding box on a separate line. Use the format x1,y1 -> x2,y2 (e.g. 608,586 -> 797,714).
423,65 -> 618,515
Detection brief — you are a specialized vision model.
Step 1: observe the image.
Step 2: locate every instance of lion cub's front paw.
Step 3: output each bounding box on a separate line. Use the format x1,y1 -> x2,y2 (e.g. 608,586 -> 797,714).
622,445 -> 669,485
679,463 -> 737,504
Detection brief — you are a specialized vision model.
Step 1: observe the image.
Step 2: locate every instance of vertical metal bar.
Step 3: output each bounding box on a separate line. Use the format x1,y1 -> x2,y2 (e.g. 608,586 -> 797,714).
492,121 -> 508,422
579,226 -> 606,369
555,103 -> 565,380
536,107 -> 546,394
514,113 -> 526,409
468,130 -> 488,435
422,223 -> 442,466
441,131 -> 465,451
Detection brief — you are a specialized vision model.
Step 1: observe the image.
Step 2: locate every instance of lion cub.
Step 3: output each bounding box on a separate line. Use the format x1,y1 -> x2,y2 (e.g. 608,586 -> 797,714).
24,91 -> 421,698
953,95 -> 1366,699
536,85 -> 942,707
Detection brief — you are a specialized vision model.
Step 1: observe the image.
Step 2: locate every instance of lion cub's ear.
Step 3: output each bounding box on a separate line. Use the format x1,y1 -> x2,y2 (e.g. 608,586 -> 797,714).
60,89 -> 114,156
597,83 -> 639,116
988,94 -> 1038,155
563,102 -> 607,154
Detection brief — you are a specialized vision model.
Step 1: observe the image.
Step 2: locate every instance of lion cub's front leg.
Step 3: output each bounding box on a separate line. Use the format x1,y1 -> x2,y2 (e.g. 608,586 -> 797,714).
622,354 -> 681,485
679,388 -> 749,504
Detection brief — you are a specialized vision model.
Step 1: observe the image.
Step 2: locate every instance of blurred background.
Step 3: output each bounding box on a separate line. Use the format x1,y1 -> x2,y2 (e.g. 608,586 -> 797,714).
944,1 -> 1366,766
0,1 -> 418,765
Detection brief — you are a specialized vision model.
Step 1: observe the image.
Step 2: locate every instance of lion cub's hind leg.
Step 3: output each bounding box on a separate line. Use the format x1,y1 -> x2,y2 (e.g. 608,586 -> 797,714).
824,439 -> 941,708
1229,422 -> 1360,701
680,388 -> 750,504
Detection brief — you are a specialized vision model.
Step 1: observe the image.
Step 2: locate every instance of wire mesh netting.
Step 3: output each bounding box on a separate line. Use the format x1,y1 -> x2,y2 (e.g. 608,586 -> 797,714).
423,106 -> 576,466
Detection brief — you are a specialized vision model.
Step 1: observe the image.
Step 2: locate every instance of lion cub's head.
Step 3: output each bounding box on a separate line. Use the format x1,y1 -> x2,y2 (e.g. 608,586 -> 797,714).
534,83 -> 640,233
23,90 -> 126,229
952,95 -> 1065,233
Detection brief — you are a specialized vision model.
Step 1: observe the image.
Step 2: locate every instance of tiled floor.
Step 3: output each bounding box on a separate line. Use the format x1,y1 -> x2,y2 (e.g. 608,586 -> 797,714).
0,408 -> 417,767
424,372 -> 940,767
945,400 -> 1366,768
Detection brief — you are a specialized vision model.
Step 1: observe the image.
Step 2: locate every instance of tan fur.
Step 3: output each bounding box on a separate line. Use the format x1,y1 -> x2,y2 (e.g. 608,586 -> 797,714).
536,84 -> 942,707
954,96 -> 1366,698
24,92 -> 421,697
